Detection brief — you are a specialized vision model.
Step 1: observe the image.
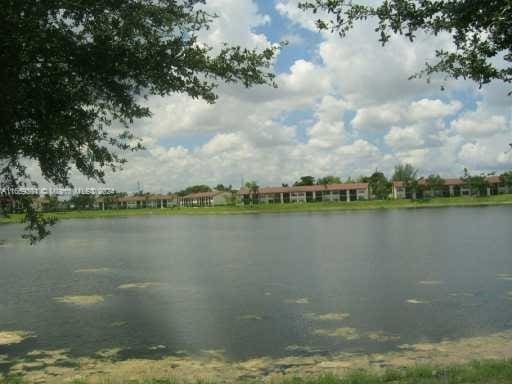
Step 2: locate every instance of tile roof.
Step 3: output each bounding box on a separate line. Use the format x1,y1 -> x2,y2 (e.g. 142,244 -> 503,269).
181,190 -> 230,199
114,194 -> 176,203
239,183 -> 369,195
392,176 -> 503,188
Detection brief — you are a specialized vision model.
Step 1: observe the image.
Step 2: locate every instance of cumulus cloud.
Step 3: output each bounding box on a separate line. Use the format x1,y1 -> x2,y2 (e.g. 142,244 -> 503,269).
199,133 -> 246,156
408,99 -> 462,121
353,99 -> 462,132
452,108 -> 508,138
30,0 -> 512,193
198,0 -> 271,49
275,0 -> 324,31
385,126 -> 425,151
307,96 -> 349,148
458,137 -> 512,170
352,104 -> 403,131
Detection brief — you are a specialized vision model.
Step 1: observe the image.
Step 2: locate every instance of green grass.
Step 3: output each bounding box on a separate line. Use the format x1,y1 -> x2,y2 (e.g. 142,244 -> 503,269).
3,360 -> 512,384
1,194 -> 512,224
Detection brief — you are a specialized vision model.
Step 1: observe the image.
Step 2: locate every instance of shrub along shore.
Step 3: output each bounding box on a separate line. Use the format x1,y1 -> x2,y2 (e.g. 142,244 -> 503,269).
1,194 -> 512,224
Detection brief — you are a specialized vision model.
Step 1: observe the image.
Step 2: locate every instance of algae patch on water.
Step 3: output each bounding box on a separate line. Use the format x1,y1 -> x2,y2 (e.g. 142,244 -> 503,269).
0,331 -> 34,346
285,297 -> 310,304
117,282 -> 168,289
9,330 -> 512,384
497,274 -> 512,281
305,313 -> 350,321
312,328 -> 398,342
405,299 -> 430,304
96,348 -> 122,359
313,327 -> 360,340
9,349 -> 76,378
285,345 -> 327,355
54,295 -> 104,306
366,331 -> 400,342
237,314 -> 263,321
110,321 -> 128,327
148,345 -> 167,351
74,268 -> 111,273
449,292 -> 475,297
201,349 -> 226,360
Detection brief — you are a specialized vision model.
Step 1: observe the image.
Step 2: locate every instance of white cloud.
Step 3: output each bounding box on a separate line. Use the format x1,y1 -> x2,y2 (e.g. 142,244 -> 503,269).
275,0 -> 323,31
452,109 -> 508,138
385,126 -> 425,151
353,99 -> 462,132
27,0 -> 512,193
336,139 -> 379,157
200,133 -> 245,156
198,0 -> 271,49
458,142 -> 498,169
307,96 -> 348,148
394,148 -> 430,169
408,99 -> 462,121
352,104 -> 403,131
458,137 -> 512,170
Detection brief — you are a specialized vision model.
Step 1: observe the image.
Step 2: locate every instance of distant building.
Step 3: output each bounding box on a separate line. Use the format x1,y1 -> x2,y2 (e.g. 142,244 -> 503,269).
392,176 -> 509,199
96,194 -> 177,210
0,196 -> 24,213
178,191 -> 233,207
239,183 -> 370,205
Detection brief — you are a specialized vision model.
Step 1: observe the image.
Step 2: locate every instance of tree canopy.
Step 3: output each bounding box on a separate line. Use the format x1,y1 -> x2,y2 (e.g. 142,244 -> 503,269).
317,175 -> 341,185
424,174 -> 445,192
392,164 -> 418,183
244,181 -> 259,205
294,176 -> 316,186
299,0 -> 512,91
501,171 -> 512,187
461,168 -> 489,196
69,194 -> 96,210
367,171 -> 391,200
177,185 -> 212,197
392,163 -> 419,194
215,184 -> 232,192
1,0 -> 277,241
245,181 -> 259,192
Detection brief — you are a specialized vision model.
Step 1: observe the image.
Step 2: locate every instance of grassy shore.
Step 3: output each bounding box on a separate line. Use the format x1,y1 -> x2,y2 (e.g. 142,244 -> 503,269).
1,194 -> 512,224
2,360 -> 512,384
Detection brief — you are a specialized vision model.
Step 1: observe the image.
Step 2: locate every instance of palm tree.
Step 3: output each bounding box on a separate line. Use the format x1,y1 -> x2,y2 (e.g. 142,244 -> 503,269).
245,181 -> 259,205
392,164 -> 419,199
425,174 -> 445,197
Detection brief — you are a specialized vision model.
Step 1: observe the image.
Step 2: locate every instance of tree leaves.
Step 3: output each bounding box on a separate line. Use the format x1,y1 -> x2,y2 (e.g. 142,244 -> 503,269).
0,0 -> 277,241
299,0 -> 512,92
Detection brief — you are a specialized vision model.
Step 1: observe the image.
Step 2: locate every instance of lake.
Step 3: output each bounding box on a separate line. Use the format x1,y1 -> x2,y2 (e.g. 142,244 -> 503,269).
1,206 -> 512,371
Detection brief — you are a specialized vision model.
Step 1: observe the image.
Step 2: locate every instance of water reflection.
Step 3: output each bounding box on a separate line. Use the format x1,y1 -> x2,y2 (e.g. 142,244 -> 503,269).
0,206 -> 511,367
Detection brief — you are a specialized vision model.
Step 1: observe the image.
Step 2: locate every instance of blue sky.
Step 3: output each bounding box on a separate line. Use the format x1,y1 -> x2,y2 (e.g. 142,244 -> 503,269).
50,0 -> 511,193
254,1 -> 321,72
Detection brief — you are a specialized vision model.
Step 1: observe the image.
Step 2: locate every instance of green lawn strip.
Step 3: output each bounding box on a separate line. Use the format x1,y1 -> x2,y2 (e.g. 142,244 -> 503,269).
2,359 -> 512,384
1,195 -> 512,224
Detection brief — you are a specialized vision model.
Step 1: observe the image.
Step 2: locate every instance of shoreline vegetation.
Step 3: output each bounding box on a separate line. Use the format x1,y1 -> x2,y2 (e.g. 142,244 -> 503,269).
1,194 -> 512,224
2,361 -> 512,383
2,327 -> 512,383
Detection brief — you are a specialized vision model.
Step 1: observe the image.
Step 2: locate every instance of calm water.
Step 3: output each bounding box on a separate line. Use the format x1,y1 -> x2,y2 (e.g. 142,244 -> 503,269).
1,207 -> 512,366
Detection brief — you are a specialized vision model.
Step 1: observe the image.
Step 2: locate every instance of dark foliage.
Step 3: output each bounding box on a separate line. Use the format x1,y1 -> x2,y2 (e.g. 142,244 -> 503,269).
0,0 -> 277,241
